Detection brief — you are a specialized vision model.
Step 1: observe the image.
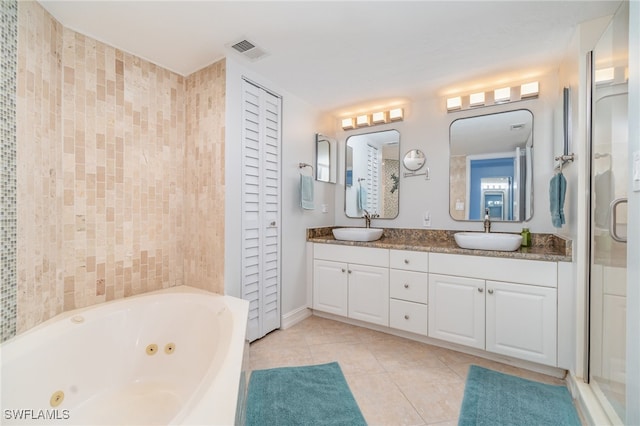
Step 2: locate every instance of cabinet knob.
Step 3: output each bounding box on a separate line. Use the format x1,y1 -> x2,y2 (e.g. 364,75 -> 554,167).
404,259 -> 409,264
404,283 -> 409,289
341,268 -> 346,273
488,289 -> 494,294
348,270 -> 352,274
478,288 -> 484,293
404,314 -> 410,320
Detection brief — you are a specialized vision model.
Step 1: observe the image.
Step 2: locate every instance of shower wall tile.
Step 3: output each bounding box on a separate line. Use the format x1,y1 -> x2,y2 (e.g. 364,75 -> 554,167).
16,0 -> 64,334
183,60 -> 226,294
15,1 -> 200,333
1,0 -> 18,342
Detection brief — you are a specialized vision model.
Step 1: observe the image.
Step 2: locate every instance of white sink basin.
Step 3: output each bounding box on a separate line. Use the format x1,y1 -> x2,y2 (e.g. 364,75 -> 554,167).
332,227 -> 383,242
454,232 -> 523,252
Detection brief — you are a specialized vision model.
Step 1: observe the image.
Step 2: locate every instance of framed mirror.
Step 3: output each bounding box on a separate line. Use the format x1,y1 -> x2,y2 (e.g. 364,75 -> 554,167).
403,149 -> 426,171
316,133 -> 337,183
345,129 -> 400,219
449,109 -> 533,222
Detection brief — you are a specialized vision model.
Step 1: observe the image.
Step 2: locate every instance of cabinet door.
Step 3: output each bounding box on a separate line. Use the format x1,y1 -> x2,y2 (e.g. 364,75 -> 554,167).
485,280 -> 557,366
348,264 -> 389,326
313,260 -> 348,316
428,274 -> 485,349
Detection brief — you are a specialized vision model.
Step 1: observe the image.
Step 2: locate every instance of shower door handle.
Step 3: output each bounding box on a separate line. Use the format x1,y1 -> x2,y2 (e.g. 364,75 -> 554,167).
609,198 -> 627,243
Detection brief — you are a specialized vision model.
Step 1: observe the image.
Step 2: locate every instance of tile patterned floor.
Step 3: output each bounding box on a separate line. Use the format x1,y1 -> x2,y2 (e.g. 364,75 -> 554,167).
249,315 -> 567,426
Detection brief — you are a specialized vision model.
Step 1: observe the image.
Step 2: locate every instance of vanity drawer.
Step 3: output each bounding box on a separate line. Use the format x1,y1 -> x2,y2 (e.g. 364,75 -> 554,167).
390,269 -> 428,303
390,250 -> 429,272
429,253 -> 557,288
390,299 -> 428,335
314,243 -> 389,267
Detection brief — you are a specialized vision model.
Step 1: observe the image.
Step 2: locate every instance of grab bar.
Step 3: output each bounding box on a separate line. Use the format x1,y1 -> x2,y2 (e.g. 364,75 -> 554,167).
609,197 -> 627,243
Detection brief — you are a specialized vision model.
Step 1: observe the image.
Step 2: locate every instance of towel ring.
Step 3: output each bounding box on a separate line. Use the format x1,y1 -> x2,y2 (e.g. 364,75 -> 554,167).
298,162 -> 314,176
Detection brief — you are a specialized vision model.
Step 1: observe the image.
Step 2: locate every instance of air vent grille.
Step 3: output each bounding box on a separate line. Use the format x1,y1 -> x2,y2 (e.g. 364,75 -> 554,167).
228,38 -> 268,61
231,40 -> 255,53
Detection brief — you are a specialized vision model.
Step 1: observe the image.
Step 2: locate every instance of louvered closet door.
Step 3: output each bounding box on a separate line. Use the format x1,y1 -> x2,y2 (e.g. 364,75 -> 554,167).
241,79 -> 281,342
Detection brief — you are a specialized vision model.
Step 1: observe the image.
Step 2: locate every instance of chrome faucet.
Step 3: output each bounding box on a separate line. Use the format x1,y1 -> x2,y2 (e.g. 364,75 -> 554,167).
362,209 -> 379,228
363,209 -> 371,228
483,208 -> 491,233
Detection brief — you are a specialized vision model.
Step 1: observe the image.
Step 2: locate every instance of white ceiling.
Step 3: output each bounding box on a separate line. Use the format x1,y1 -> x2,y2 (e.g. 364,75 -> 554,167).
39,1 -> 621,114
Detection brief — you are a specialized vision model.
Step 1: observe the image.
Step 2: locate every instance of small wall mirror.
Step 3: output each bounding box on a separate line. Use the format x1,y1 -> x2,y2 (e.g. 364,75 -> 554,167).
449,109 -> 533,222
345,129 -> 400,219
316,134 -> 337,183
403,149 -> 426,171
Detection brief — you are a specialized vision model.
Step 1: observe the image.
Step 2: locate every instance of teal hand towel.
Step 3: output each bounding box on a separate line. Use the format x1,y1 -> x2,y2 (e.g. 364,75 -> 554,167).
357,186 -> 367,210
550,172 -> 566,228
300,174 -> 314,210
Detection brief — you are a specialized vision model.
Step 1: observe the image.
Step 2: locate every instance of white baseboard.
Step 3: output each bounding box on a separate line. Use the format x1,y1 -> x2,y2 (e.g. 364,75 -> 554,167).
281,306 -> 312,329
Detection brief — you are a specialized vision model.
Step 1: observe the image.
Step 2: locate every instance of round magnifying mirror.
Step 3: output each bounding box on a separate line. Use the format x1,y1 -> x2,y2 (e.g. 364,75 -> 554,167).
403,149 -> 426,171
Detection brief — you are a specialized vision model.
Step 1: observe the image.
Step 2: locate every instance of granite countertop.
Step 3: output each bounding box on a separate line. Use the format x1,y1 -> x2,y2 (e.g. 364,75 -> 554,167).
307,227 -> 572,262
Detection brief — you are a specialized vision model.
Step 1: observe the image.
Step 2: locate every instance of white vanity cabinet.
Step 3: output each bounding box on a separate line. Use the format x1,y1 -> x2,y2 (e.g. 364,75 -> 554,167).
313,259 -> 348,316
428,274 -> 485,349
429,253 -> 558,366
311,243 -> 568,368
389,250 -> 429,335
485,280 -> 557,365
312,244 -> 389,326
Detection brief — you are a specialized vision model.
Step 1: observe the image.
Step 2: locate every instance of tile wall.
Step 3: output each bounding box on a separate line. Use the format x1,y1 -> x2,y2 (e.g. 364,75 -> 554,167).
449,155 -> 467,221
12,1 -> 225,336
183,61 -> 226,294
1,0 -> 18,342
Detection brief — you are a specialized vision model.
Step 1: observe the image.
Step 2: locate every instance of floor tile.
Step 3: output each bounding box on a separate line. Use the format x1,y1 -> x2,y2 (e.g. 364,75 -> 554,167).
248,315 -> 569,425
345,372 -> 426,426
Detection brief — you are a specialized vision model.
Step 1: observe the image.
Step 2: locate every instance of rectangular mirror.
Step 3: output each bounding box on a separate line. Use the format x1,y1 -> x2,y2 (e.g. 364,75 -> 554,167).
449,109 -> 533,222
316,133 -> 337,183
345,129 -> 400,219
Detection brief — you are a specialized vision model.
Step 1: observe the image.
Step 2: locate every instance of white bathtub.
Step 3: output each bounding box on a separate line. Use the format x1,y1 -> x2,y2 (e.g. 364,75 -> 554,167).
0,286 -> 249,425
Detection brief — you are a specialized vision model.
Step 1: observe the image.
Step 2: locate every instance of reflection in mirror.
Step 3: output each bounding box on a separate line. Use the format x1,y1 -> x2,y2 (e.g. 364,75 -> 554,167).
316,134 -> 337,183
449,109 -> 533,222
403,149 -> 426,171
345,130 -> 400,219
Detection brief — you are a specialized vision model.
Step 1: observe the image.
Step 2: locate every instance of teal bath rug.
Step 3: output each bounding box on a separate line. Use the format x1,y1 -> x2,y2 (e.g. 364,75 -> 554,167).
458,365 -> 581,426
246,362 -> 367,426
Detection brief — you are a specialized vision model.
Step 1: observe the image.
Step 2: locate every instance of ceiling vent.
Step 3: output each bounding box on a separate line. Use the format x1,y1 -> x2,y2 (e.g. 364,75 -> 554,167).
228,39 -> 268,61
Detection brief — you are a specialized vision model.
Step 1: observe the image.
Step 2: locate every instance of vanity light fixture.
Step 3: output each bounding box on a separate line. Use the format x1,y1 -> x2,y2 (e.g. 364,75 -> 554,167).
371,111 -> 388,124
341,117 -> 355,130
494,87 -> 511,103
356,114 -> 371,127
446,81 -> 539,113
389,108 -> 404,121
447,97 -> 462,111
341,107 -> 404,131
469,92 -> 485,107
595,67 -> 615,83
520,81 -> 539,98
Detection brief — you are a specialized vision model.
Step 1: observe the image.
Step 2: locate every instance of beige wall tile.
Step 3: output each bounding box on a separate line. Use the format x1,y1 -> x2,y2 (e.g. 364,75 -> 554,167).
16,1 -> 225,333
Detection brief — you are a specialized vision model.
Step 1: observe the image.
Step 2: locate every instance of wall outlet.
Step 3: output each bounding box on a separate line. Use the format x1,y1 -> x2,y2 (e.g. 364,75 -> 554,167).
321,204 -> 328,213
423,211 -> 431,227
455,200 -> 465,211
